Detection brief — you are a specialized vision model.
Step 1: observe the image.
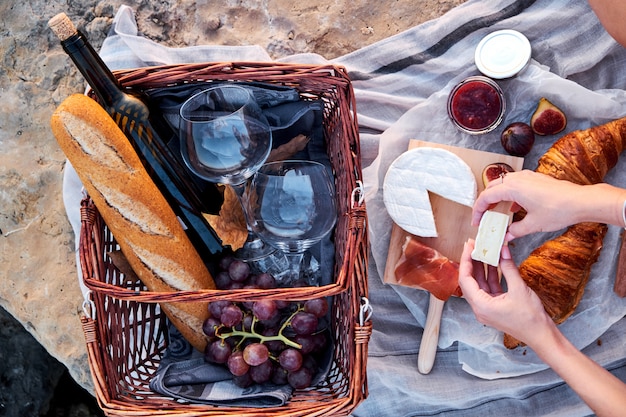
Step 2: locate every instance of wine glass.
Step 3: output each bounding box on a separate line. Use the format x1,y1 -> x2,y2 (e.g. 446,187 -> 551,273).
244,160 -> 337,285
179,84 -> 271,187
179,85 -> 284,270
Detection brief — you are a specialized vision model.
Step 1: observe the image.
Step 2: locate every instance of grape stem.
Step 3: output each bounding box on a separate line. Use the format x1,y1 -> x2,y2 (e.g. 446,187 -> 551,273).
215,307 -> 303,350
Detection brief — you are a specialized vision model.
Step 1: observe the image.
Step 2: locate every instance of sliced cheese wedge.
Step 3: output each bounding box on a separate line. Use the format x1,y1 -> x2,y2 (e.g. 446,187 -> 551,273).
383,147 -> 477,237
471,210 -> 509,266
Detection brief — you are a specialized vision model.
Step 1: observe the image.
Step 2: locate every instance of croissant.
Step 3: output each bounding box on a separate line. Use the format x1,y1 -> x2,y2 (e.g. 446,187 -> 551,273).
536,117 -> 626,184
504,116 -> 626,349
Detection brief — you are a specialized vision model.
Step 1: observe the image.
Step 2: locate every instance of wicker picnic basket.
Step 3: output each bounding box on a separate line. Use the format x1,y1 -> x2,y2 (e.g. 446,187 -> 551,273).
77,62 -> 371,416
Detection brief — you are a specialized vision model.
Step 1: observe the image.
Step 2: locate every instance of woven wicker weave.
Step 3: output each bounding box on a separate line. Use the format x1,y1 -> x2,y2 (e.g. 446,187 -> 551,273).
78,62 -> 370,416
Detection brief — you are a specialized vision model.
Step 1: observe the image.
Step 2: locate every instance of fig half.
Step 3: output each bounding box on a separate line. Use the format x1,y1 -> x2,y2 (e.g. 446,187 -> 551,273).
481,162 -> 515,187
530,97 -> 567,136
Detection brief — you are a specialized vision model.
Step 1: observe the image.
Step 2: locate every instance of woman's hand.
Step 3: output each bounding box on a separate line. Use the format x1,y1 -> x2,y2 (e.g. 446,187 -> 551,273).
458,239 -> 555,348
459,237 -> 626,416
472,170 -> 626,241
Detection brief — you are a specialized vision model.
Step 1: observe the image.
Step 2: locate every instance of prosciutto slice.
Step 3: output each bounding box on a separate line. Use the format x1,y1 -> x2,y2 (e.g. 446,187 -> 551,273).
394,236 -> 462,301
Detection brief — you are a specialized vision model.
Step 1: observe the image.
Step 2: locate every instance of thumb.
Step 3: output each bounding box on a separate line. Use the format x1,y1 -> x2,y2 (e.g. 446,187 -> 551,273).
498,246 -> 525,292
458,239 -> 480,296
506,218 -> 534,240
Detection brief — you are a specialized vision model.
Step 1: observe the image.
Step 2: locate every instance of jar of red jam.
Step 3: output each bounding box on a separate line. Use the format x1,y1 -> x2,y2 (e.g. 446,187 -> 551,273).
447,76 -> 505,134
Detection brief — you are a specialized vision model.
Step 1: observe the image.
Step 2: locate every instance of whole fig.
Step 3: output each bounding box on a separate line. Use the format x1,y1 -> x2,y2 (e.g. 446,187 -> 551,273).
530,97 -> 567,135
500,122 -> 535,157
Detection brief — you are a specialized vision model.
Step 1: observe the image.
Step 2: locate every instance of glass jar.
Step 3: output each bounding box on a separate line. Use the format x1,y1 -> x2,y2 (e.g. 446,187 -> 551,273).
447,76 -> 505,135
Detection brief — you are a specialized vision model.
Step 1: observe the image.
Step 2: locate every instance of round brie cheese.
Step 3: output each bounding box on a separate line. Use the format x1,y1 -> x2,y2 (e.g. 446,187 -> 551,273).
383,147 -> 477,237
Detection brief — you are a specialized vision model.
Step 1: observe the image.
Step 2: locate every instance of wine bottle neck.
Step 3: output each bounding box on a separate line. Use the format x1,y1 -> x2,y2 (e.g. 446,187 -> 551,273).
61,31 -> 124,106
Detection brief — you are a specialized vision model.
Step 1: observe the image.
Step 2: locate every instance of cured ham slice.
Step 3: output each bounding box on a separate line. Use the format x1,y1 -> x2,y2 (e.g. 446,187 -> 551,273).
394,236 -> 462,301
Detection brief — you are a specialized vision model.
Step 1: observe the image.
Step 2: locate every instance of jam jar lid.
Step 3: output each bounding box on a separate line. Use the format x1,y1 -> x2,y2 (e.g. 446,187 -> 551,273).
474,29 -> 531,79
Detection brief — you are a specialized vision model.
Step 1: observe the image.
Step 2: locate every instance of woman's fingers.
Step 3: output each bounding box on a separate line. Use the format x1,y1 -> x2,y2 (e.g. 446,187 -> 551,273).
498,245 -> 525,292
486,264 -> 502,295
458,239 -> 480,297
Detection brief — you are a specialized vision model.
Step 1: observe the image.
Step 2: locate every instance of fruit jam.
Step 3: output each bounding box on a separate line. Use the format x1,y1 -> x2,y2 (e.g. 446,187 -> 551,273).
447,76 -> 505,134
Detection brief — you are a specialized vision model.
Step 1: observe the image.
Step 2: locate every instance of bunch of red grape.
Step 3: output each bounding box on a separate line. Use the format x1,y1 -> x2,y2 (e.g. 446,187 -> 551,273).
203,256 -> 332,390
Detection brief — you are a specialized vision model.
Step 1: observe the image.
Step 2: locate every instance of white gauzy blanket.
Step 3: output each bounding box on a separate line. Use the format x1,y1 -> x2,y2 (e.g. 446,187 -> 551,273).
62,0 -> 626,415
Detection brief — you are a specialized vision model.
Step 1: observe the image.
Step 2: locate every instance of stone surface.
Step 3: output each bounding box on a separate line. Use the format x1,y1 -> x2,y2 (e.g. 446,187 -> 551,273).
0,306 -> 65,416
0,0 -> 465,405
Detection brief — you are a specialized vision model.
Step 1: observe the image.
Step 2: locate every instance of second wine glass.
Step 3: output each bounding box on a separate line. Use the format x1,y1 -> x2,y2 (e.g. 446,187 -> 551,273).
244,160 -> 337,285
179,84 -> 284,270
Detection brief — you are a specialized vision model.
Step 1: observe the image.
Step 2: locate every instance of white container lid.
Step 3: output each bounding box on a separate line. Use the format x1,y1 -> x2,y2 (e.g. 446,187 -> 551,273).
475,29 -> 531,79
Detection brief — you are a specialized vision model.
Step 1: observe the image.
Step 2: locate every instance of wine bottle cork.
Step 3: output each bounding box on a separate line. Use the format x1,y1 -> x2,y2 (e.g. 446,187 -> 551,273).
48,13 -> 77,41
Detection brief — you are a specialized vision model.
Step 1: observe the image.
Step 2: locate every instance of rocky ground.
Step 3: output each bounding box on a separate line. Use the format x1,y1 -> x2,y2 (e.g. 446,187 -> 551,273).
0,306 -> 104,417
0,0 -> 465,415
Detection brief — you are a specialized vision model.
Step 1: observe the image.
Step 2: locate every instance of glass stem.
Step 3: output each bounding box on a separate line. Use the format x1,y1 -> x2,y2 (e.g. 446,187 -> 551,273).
230,182 -> 256,235
229,182 -> 279,264
230,181 -> 247,220
285,252 -> 305,282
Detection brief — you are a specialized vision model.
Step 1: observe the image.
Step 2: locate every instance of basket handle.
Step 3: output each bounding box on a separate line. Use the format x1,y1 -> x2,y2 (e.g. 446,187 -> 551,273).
351,180 -> 365,209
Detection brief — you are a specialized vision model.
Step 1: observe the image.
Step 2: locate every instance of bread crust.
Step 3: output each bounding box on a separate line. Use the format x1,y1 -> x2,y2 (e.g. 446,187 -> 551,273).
537,119 -> 626,185
504,116 -> 626,349
51,94 -> 214,351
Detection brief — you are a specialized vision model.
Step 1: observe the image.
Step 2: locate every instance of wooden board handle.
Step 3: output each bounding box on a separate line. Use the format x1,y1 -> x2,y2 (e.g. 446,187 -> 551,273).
418,294 -> 445,374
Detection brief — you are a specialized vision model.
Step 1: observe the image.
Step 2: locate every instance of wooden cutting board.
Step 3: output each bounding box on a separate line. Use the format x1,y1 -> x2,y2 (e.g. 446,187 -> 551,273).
383,140 -> 524,286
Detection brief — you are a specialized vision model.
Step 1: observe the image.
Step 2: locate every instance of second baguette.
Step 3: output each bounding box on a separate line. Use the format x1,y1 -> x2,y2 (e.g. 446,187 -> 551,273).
51,94 -> 215,352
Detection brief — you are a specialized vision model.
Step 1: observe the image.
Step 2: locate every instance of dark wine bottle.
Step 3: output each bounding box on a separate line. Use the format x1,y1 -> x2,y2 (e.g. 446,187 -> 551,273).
48,13 -> 224,261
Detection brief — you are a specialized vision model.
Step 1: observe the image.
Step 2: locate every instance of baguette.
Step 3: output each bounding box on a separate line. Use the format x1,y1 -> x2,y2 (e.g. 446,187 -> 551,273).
51,94 -> 215,352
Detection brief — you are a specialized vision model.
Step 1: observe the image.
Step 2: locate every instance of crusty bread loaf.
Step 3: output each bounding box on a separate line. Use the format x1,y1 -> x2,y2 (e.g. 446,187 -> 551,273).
504,117 -> 626,349
519,222 -> 606,322
537,117 -> 626,185
51,93 -> 215,352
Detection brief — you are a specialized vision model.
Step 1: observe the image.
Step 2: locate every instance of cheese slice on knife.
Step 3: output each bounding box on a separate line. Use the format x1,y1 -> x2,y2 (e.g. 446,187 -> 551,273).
471,209 -> 509,266
383,147 -> 477,237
